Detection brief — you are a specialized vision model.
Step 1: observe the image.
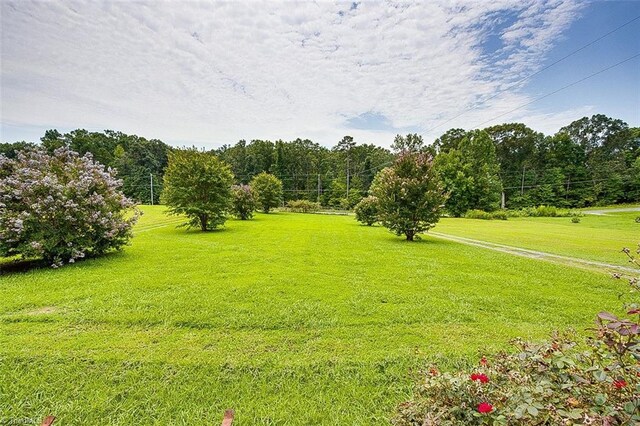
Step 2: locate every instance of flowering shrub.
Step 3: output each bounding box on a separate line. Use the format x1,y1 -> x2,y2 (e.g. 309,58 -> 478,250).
394,244 -> 640,425
231,185 -> 257,220
0,148 -> 138,267
370,152 -> 446,241
354,195 -> 379,226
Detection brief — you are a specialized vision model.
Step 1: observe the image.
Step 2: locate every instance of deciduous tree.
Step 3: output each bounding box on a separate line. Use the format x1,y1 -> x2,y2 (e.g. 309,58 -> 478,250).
250,172 -> 283,213
161,148 -> 234,231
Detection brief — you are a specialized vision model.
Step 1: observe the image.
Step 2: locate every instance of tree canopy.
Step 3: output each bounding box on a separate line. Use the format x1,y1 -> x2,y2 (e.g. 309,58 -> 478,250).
3,113 -> 639,211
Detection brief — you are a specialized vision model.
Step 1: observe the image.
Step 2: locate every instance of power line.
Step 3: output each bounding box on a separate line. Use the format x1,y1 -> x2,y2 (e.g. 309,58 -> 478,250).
470,52 -> 640,130
422,14 -> 640,136
503,175 -> 634,191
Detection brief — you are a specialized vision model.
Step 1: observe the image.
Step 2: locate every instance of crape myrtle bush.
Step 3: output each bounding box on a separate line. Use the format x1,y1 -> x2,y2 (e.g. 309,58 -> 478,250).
286,199 -> 320,213
354,195 -> 379,226
0,148 -> 138,267
393,245 -> 640,425
231,184 -> 257,220
370,151 -> 447,241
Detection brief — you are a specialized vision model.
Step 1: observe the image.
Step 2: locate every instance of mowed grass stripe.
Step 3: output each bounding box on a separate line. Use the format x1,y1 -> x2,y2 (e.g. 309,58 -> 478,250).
435,211 -> 638,264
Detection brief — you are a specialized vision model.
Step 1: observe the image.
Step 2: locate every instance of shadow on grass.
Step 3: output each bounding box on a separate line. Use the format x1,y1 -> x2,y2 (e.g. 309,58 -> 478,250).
384,233 -> 449,245
0,258 -> 47,275
0,250 -> 127,276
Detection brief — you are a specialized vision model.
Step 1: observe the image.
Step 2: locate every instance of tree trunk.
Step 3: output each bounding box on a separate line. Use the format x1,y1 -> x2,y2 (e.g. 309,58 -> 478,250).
199,214 -> 208,231
405,230 -> 414,241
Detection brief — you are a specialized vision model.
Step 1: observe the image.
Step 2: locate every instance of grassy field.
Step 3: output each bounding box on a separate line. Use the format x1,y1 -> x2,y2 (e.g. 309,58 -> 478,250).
0,207 -> 631,424
436,210 -> 639,264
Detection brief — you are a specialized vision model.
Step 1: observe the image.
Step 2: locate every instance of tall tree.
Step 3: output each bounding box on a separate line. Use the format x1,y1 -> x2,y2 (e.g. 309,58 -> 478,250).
435,130 -> 502,216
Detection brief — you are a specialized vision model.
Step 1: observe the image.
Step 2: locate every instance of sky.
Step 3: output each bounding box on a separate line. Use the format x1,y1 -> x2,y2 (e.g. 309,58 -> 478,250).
1,0 -> 639,149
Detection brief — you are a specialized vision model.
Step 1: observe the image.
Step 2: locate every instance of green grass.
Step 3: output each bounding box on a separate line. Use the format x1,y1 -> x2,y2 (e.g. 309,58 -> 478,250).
0,207 -> 630,424
435,211 -> 639,264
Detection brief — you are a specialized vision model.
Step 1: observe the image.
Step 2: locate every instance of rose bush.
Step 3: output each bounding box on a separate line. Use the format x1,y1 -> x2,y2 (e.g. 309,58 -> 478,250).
0,148 -> 138,267
394,244 -> 640,425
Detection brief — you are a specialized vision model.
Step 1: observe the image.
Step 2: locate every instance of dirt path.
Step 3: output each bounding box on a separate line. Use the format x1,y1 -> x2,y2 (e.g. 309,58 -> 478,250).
429,231 -> 636,275
583,207 -> 640,215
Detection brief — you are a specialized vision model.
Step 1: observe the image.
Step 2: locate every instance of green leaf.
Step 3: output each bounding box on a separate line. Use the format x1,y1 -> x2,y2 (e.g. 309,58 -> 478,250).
624,402 -> 636,414
594,394 -> 607,405
593,370 -> 607,382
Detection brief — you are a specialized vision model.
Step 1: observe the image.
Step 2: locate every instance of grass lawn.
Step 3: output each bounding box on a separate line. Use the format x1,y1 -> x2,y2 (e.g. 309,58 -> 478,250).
0,206 -> 630,424
435,210 -> 639,264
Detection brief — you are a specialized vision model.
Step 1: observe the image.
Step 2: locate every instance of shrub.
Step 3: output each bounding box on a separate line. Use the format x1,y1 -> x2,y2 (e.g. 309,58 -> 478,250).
354,196 -> 379,226
491,210 -> 508,221
161,148 -> 234,231
394,245 -> 640,425
0,148 -> 138,267
571,216 -> 581,223
506,205 -> 583,218
464,210 -> 507,220
250,172 -> 283,213
231,185 -> 257,220
635,216 -> 640,223
286,199 -> 320,213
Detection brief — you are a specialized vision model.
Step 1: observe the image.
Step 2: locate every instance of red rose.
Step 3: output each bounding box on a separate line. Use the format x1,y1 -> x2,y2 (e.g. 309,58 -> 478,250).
480,356 -> 488,366
478,402 -> 493,413
613,379 -> 627,389
471,373 -> 489,383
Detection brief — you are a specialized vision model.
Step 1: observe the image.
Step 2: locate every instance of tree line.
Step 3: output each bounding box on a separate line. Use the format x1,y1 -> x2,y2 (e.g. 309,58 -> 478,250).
1,114 -> 638,211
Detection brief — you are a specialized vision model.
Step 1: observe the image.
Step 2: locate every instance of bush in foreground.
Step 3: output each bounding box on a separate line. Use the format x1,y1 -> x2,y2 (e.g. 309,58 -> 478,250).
250,172 -> 283,213
354,196 -> 379,226
286,199 -> 320,213
231,185 -> 257,220
161,148 -> 234,231
394,245 -> 640,425
0,148 -> 138,267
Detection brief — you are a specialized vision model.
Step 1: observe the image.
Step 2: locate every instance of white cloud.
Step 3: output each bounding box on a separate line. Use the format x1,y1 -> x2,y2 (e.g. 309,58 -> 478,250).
1,0 -> 584,148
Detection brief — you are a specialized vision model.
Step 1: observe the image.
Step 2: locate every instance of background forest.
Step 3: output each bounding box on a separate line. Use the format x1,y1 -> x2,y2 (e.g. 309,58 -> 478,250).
2,114 -> 638,211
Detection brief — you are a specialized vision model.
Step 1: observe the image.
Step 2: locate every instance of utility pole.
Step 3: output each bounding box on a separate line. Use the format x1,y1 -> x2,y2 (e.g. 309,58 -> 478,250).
520,166 -> 526,196
150,173 -> 154,206
346,157 -> 350,200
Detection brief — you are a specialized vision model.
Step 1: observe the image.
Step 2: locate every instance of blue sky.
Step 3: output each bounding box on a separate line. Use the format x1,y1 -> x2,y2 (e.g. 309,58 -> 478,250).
1,0 -> 639,149
519,1 -> 640,128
